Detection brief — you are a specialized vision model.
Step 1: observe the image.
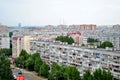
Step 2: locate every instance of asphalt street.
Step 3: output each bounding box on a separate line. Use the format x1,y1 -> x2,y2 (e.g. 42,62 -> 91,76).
12,67 -> 35,80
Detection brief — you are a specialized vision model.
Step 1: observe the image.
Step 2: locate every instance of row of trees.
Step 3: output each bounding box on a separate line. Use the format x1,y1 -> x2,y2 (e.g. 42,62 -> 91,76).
15,50 -> 113,80
82,69 -> 113,80
15,50 -> 50,77
48,63 -> 80,80
87,38 -> 113,48
87,38 -> 99,43
0,50 -> 13,80
98,41 -> 113,48
56,36 -> 74,44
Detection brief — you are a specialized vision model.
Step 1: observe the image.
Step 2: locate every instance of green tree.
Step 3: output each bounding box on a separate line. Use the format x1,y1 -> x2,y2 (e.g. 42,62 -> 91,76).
48,63 -> 65,80
82,70 -> 94,80
19,50 -> 30,60
0,52 -> 13,80
64,66 -> 80,80
100,41 -> 113,48
39,62 -> 49,78
56,36 -> 74,44
93,68 -> 113,80
25,57 -> 34,71
87,38 -> 99,43
0,48 -> 12,56
15,56 -> 25,68
34,58 -> 43,72
15,50 -> 30,68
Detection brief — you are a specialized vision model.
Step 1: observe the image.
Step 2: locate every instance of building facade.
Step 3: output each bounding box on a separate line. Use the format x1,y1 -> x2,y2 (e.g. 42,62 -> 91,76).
80,24 -> 96,30
30,40 -> 120,79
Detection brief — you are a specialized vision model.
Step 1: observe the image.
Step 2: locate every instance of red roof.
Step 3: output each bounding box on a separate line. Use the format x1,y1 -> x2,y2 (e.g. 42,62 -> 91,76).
67,31 -> 81,36
12,37 -> 21,40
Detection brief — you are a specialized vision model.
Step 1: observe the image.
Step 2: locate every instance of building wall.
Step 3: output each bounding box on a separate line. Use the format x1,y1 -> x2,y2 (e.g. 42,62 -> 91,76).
12,37 -> 21,58
30,40 -> 120,79
23,36 -> 30,54
80,24 -> 96,30
1,37 -> 10,48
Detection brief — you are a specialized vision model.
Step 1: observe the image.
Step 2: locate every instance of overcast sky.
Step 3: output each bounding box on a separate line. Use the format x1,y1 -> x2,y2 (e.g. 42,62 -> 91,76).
0,0 -> 120,26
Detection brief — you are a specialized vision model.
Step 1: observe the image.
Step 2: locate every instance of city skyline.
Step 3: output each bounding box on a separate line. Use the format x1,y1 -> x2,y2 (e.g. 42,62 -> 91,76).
0,0 -> 120,26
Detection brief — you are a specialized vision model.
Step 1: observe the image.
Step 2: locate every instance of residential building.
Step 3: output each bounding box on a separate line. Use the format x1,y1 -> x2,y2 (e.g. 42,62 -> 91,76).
30,40 -> 120,79
1,37 -> 10,48
0,25 -> 10,49
67,31 -> 87,44
80,24 -> 96,30
12,37 -> 21,58
12,36 -> 31,58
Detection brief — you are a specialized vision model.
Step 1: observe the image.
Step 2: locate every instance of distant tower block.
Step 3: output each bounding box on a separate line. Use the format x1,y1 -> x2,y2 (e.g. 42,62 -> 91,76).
18,23 -> 22,27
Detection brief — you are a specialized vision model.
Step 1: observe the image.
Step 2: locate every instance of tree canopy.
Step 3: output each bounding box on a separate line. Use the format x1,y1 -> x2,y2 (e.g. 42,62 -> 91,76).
0,48 -> 12,56
99,41 -> 113,48
48,63 -> 80,80
0,51 -> 13,80
87,38 -> 99,43
56,36 -> 74,44
82,69 -> 113,80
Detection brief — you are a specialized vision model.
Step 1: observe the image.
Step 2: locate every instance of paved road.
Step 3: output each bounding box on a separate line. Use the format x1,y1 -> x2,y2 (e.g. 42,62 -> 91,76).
12,67 -> 35,80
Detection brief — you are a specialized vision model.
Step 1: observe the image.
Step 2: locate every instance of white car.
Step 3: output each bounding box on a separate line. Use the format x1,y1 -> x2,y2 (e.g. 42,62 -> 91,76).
13,74 -> 16,80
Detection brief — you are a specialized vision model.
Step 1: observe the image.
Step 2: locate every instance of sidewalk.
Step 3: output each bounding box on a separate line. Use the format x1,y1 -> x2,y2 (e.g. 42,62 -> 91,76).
22,69 -> 47,80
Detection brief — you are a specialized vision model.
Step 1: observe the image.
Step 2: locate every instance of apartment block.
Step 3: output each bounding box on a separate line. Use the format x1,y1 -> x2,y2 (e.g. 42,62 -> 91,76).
12,37 -> 21,58
30,40 -> 120,79
12,36 -> 31,58
0,25 -> 10,49
80,24 -> 96,30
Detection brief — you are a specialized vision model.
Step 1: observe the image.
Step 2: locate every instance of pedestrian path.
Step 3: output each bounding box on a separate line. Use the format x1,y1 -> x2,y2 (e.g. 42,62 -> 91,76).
22,69 -> 47,80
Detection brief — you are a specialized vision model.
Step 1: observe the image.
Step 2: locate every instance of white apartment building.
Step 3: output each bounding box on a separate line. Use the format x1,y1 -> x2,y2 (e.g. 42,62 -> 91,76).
30,40 -> 120,79
12,37 -> 21,58
1,37 -> 10,48
0,25 -> 10,49
12,36 -> 31,58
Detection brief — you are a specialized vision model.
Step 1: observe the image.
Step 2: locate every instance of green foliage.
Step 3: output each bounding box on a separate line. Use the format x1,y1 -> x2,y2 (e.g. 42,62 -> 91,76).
82,70 -> 94,80
25,57 -> 34,71
26,52 -> 40,71
15,50 -> 30,68
34,58 -> 43,72
81,44 -> 85,46
82,69 -> 113,80
48,63 -> 80,80
93,68 -> 113,80
56,36 -> 74,44
64,66 -> 80,80
39,62 -> 49,78
48,63 -> 65,80
99,41 -> 113,48
87,38 -> 99,43
0,52 -> 13,80
0,48 -> 12,56
19,50 -> 30,60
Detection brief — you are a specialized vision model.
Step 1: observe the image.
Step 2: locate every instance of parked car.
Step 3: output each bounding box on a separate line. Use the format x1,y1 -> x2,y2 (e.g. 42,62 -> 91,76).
13,74 -> 16,80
